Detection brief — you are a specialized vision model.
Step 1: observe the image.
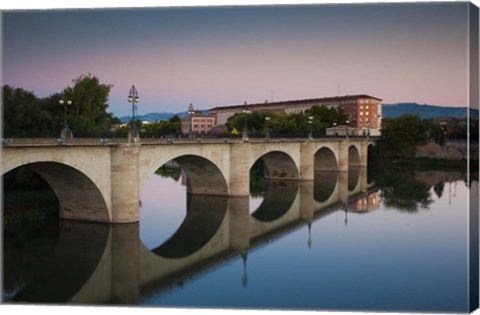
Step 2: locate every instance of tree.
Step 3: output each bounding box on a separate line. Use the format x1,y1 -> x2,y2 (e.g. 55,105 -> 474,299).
3,74 -> 120,137
2,85 -> 56,137
380,114 -> 429,158
62,74 -> 115,135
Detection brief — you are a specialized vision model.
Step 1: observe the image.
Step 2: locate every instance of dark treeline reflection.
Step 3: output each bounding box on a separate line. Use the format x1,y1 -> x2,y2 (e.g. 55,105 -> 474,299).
367,166 -> 467,212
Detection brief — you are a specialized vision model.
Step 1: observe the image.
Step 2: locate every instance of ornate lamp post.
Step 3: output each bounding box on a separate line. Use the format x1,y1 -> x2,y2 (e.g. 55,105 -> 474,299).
58,99 -> 72,141
128,85 -> 140,142
242,102 -> 251,142
265,116 -> 271,140
345,119 -> 350,139
308,116 -> 314,140
187,103 -> 195,139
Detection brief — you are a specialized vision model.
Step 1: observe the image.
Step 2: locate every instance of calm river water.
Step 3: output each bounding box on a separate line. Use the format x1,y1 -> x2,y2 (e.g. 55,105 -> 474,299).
2,165 -> 477,313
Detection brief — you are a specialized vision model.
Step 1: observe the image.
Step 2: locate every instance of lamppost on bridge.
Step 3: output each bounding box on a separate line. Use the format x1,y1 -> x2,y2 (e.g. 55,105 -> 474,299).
58,98 -> 73,142
265,116 -> 271,140
308,116 -> 314,140
242,102 -> 251,142
332,122 -> 337,137
128,85 -> 140,142
188,103 -> 196,139
345,119 -> 350,139
366,118 -> 370,139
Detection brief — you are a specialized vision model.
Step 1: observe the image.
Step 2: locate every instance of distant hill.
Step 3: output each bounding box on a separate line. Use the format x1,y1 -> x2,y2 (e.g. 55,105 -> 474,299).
120,112 -> 180,123
120,110 -> 210,123
382,103 -> 477,119
120,103 -> 478,122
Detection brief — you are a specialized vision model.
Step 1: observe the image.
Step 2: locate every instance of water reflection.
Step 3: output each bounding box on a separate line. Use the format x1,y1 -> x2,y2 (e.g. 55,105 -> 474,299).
2,167 -> 476,312
8,220 -> 110,304
251,180 -> 299,222
152,194 -> 228,258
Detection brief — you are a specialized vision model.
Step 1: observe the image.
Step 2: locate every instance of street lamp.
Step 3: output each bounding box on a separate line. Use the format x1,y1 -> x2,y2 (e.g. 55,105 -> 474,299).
265,116 -> 271,140
58,99 -> 72,141
332,122 -> 337,137
308,116 -> 314,140
242,102 -> 251,142
128,85 -> 140,142
345,120 -> 350,139
188,103 -> 195,139
366,118 -> 370,139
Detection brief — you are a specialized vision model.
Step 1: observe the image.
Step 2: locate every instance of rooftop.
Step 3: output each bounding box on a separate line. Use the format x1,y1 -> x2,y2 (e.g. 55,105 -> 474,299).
209,94 -> 382,111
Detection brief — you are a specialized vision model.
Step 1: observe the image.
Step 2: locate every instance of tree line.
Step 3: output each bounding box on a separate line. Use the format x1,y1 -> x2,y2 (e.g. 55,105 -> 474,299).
225,105 -> 349,137
3,74 -> 121,137
379,114 -> 477,159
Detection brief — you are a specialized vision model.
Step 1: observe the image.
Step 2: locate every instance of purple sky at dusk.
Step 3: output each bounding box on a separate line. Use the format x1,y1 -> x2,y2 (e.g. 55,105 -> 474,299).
1,2 -> 473,116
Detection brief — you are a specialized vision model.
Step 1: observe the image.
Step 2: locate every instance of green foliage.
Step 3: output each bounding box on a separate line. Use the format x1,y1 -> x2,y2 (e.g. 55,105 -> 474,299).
3,74 -> 120,137
379,114 -> 429,158
155,165 -> 182,181
225,105 -> 348,137
3,85 -> 58,137
250,159 -> 266,197
141,116 -> 181,138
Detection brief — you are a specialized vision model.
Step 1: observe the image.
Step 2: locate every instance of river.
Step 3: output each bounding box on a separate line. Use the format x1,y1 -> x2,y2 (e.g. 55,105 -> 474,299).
2,164 -> 477,313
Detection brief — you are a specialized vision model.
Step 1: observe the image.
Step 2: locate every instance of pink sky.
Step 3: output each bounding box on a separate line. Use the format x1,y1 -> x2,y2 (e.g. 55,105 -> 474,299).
2,3 -> 473,116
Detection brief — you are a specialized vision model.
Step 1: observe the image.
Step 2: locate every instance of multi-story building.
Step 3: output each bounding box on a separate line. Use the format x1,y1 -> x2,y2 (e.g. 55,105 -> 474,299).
181,103 -> 216,136
208,94 -> 382,136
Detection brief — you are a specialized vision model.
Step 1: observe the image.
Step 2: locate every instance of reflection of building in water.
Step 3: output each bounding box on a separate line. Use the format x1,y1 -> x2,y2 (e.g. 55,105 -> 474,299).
351,191 -> 380,213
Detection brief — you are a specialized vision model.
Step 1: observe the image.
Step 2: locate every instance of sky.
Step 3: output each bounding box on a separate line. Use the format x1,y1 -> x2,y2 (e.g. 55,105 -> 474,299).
1,1 -> 475,117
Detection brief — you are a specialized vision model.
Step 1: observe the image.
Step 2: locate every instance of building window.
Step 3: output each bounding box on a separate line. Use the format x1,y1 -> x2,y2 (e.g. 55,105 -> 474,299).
360,112 -> 363,115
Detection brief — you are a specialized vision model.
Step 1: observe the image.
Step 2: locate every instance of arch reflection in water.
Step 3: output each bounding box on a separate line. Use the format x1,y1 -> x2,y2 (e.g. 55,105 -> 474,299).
251,180 -> 299,222
314,171 -> 339,202
152,194 -> 229,258
348,167 -> 361,192
9,220 -> 111,304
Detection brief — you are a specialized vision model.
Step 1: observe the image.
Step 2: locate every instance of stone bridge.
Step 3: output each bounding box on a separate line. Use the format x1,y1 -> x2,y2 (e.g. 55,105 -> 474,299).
1,138 -> 376,223
8,170 -> 378,304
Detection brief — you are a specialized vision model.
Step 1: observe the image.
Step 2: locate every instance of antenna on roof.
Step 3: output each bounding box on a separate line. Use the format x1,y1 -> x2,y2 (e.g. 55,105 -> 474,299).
271,91 -> 274,102
338,84 -> 341,96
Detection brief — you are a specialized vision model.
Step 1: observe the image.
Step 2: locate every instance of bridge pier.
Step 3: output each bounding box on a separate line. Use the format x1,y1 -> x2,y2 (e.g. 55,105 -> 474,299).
229,144 -> 251,196
300,142 -> 315,180
111,144 -> 141,223
338,141 -> 349,171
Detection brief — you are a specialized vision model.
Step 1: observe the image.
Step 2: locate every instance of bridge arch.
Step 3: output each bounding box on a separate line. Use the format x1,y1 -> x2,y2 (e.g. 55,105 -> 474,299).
314,147 -> 338,171
3,162 -> 110,223
139,148 -> 229,196
249,150 -> 299,180
348,145 -> 361,167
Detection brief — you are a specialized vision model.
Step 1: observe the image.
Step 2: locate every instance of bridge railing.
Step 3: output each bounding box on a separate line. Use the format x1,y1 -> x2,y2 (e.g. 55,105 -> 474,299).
1,136 -> 377,147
